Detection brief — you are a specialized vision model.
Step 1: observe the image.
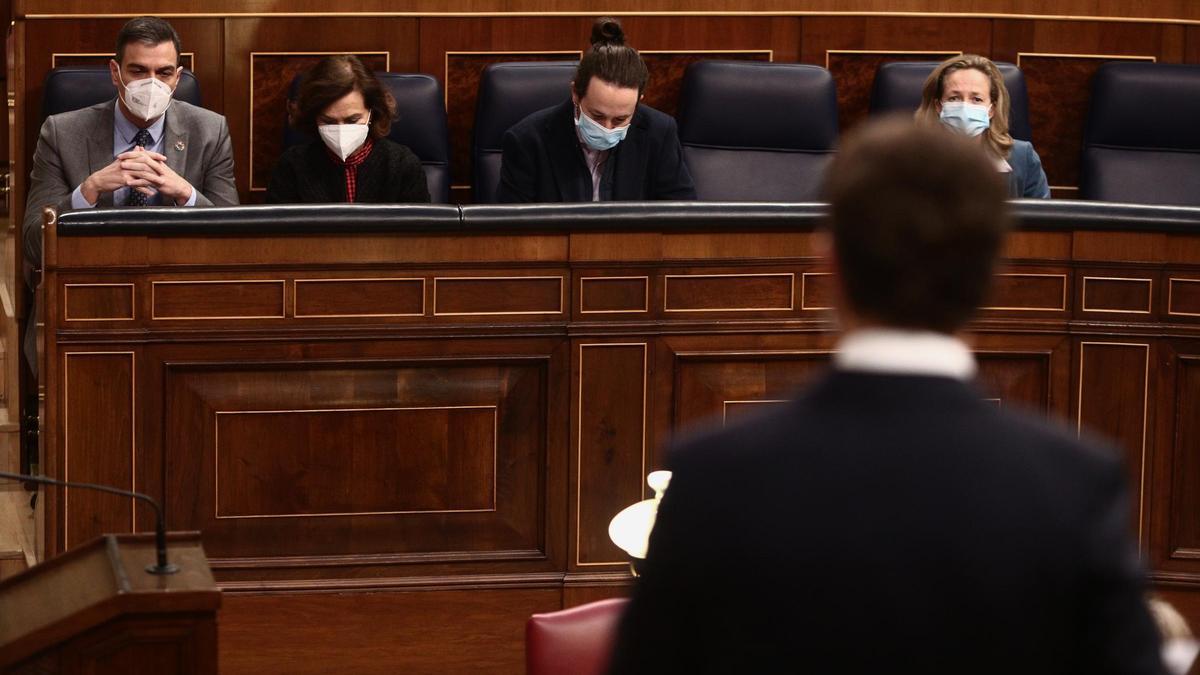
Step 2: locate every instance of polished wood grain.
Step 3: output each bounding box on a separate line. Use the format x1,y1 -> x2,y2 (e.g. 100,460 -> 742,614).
152,280 -> 286,319
62,353 -> 133,550
981,269 -> 1068,314
578,276 -> 648,315
664,271 -> 793,313
1079,274 -> 1154,315
294,277 -> 425,317
19,0 -> 1200,21
220,587 -> 560,675
63,283 -> 135,321
1169,278 -> 1200,318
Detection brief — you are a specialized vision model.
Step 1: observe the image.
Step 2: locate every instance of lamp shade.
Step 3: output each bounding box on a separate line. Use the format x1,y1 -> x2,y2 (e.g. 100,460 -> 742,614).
607,471 -> 672,561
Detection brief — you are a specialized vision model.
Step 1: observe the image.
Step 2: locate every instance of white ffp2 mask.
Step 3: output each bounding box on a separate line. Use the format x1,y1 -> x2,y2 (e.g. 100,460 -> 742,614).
119,73 -> 175,122
318,116 -> 371,161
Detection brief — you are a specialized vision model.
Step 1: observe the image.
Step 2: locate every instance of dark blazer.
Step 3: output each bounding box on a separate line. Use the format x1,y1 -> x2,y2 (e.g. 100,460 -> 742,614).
609,370 -> 1164,675
497,99 -> 696,203
266,137 -> 430,204
1008,139 -> 1050,199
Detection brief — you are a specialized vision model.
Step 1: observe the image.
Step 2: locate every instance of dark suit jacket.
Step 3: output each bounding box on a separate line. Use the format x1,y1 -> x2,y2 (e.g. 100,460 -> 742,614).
266,137 -> 430,204
1008,139 -> 1051,199
608,370 -> 1164,675
497,99 -> 696,203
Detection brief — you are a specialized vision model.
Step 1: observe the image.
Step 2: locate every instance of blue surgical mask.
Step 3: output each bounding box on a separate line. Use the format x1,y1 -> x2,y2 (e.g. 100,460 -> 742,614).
575,107 -> 629,151
939,102 -> 991,137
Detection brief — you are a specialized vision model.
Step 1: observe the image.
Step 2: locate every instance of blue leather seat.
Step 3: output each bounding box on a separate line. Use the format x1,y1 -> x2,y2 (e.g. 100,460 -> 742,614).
677,60 -> 837,202
42,65 -> 202,117
868,61 -> 1032,142
284,72 -> 451,203
1080,62 -> 1200,206
472,61 -> 578,203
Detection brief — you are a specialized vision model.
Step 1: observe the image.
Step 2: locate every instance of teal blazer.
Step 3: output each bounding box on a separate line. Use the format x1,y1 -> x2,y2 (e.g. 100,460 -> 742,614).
1008,139 -> 1050,199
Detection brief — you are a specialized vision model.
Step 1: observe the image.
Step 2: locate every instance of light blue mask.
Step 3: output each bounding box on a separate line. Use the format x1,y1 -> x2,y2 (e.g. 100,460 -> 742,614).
939,102 -> 991,137
575,108 -> 629,151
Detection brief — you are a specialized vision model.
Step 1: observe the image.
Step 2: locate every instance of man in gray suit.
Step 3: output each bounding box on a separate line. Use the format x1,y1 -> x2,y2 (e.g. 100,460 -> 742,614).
23,15 -> 238,267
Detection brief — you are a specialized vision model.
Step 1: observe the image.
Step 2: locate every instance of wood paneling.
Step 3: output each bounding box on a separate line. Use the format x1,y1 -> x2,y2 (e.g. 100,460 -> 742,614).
672,350 -> 830,430
164,357 -> 548,563
1077,341 -> 1151,538
16,1 -> 1200,21
1169,278 -> 1200,318
1080,274 -> 1154,315
1165,354 -> 1200,563
63,352 -> 134,550
215,406 -> 497,517
664,272 -> 793,313
152,280 -> 285,319
293,278 -> 425,317
575,343 -> 645,567
433,275 -> 564,315
981,270 -> 1068,313
220,587 -> 560,675
63,283 -> 135,321
578,275 -> 648,315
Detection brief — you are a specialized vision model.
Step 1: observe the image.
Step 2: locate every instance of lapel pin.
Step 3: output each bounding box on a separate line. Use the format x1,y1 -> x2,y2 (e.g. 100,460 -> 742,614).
174,140 -> 186,151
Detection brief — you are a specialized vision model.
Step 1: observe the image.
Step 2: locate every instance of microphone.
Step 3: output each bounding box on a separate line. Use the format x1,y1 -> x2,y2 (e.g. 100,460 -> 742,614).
0,470 -> 179,575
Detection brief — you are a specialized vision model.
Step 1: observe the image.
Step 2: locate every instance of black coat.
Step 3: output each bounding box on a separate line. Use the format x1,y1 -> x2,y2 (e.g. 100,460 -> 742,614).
609,370 -> 1165,675
266,137 -> 430,204
497,99 -> 696,203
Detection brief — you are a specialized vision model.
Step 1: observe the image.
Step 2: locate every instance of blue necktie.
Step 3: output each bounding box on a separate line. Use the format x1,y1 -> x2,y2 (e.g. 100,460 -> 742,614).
124,129 -> 154,206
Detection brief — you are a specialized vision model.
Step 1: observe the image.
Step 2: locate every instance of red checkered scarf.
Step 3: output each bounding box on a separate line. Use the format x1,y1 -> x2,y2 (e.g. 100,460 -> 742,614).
327,138 -> 375,203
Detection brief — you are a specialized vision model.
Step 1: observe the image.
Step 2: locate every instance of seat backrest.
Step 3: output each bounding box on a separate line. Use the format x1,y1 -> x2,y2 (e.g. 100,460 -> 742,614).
283,72 -> 452,203
526,598 -> 629,675
1080,62 -> 1200,206
677,60 -> 838,201
472,60 -> 578,203
43,65 -> 202,118
867,61 -> 1032,142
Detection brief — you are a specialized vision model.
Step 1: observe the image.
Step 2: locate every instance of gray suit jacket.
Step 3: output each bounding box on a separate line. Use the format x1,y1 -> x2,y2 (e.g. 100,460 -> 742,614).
23,98 -> 239,268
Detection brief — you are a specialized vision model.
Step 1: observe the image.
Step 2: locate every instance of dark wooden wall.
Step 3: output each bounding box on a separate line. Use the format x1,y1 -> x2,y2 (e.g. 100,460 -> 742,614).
8,3 -> 1200,216
39,205 -> 1200,673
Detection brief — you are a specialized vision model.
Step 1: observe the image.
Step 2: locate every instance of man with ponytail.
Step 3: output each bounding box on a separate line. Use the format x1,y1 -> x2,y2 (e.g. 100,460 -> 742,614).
497,17 -> 695,203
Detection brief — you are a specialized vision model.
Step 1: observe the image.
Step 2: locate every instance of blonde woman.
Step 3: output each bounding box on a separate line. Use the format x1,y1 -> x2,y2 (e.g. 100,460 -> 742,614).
916,54 -> 1050,198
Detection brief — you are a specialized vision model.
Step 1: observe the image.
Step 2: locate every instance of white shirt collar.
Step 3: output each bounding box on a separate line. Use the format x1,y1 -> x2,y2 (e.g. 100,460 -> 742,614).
834,328 -> 976,380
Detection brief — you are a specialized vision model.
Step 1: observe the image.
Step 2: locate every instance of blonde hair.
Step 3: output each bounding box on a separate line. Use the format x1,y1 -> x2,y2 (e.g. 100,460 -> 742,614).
915,54 -> 1014,161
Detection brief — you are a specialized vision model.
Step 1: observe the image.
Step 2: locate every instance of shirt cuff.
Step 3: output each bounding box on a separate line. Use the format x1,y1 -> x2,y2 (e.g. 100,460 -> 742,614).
70,184 -> 97,209
180,185 -> 198,207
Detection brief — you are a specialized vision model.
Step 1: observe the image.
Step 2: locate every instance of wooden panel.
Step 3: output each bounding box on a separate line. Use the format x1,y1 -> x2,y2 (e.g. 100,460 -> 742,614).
1080,275 -> 1153,315
1078,341 -> 1150,538
223,17 -> 420,200
981,272 -> 1068,313
826,50 -> 958,131
434,276 -> 563,315
974,351 -> 1052,412
576,343 -> 645,567
1169,278 -> 1200,318
578,276 -> 648,315
663,273 -> 793,312
63,352 -> 134,550
215,406 -> 496,518
1016,52 -> 1157,190
673,350 -> 830,431
17,1 -> 1200,20
165,357 -> 547,562
152,280 -> 285,319
63,283 -> 135,321
220,587 -> 560,675
293,278 -> 424,318
1166,356 -> 1200,561
800,272 -> 835,311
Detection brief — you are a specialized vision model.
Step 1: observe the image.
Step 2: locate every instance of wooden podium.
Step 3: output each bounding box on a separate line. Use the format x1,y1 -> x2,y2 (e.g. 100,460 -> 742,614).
0,532 -> 219,674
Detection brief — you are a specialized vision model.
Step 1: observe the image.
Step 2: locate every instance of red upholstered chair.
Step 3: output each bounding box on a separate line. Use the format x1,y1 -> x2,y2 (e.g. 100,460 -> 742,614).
526,597 -> 630,675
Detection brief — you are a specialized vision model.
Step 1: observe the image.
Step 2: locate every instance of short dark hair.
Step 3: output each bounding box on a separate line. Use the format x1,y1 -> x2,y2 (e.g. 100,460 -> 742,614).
293,55 -> 395,139
573,17 -> 648,98
115,16 -> 181,64
822,116 -> 1010,333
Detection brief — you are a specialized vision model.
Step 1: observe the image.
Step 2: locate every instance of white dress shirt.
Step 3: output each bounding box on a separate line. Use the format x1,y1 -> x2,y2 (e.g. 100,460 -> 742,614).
834,327 -> 976,381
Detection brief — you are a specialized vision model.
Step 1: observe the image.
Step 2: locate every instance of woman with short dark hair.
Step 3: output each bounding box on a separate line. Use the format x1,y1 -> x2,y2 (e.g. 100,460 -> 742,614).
267,55 -> 430,203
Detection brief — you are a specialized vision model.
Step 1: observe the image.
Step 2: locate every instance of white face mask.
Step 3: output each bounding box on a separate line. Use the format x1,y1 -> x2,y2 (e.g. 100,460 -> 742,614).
318,114 -> 371,161
118,72 -> 175,122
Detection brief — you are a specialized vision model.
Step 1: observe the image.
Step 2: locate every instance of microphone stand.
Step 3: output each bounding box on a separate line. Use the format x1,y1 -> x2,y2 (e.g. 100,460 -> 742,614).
0,470 -> 179,575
